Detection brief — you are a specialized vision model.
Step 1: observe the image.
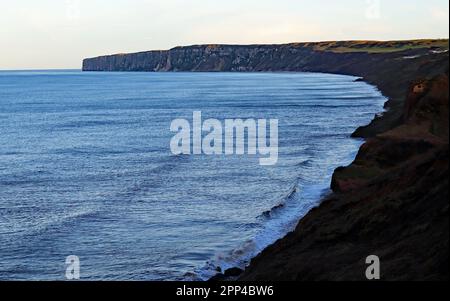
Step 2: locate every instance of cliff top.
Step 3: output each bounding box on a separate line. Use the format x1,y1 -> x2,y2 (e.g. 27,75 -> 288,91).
177,39 -> 449,53
86,39 -> 449,60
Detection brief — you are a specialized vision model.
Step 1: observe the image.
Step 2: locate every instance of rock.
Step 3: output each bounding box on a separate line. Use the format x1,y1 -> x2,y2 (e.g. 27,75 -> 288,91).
208,267 -> 244,281
223,267 -> 244,277
208,273 -> 227,282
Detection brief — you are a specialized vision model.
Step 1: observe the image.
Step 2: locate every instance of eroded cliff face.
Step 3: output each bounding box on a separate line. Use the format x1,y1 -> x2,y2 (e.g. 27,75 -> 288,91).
82,50 -> 168,72
332,74 -> 449,194
83,44 -> 368,72
82,41 -> 448,75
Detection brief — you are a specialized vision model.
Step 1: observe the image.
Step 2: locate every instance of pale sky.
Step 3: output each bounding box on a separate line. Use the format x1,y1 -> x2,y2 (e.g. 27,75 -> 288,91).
1,0 -> 449,69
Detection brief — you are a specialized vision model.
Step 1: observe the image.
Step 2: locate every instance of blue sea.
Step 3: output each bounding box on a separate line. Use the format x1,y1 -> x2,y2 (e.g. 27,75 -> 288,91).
0,71 -> 385,280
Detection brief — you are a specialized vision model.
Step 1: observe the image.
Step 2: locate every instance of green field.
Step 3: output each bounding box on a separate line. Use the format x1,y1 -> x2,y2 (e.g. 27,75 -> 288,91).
307,39 -> 449,53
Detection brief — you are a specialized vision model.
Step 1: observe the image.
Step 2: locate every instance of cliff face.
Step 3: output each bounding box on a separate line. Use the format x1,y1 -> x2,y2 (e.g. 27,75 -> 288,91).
82,50 -> 168,72
82,40 -> 449,74
83,44 -> 370,72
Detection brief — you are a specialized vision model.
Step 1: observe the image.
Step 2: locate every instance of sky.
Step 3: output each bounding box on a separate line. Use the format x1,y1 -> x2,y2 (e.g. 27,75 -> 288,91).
0,0 -> 449,69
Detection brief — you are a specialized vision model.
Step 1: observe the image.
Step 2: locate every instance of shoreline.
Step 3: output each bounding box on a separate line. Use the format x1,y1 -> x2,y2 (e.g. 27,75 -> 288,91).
208,76 -> 388,281
81,40 -> 449,280
194,73 -> 384,281
204,77 -> 389,282
238,56 -> 449,281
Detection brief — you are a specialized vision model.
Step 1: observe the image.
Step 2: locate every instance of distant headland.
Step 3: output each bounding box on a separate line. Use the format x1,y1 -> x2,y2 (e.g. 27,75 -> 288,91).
82,39 -> 448,73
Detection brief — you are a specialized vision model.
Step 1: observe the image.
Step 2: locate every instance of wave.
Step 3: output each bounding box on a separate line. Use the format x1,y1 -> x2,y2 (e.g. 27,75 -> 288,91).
259,183 -> 299,219
191,179 -> 330,281
1,206 -> 101,241
191,141 -> 368,280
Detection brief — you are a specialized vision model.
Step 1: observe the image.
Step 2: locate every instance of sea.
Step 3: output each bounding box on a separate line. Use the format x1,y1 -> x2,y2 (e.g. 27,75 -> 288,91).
0,70 -> 385,280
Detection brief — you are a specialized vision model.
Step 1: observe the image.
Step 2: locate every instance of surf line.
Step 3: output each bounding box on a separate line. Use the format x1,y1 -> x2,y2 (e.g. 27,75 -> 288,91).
170,111 -> 279,166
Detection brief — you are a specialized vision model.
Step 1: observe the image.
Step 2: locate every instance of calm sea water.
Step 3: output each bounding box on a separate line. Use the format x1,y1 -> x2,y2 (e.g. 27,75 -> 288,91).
0,71 -> 385,280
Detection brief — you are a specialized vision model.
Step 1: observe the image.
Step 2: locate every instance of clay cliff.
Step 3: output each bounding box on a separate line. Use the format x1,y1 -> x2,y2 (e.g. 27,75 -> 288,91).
83,40 -> 449,280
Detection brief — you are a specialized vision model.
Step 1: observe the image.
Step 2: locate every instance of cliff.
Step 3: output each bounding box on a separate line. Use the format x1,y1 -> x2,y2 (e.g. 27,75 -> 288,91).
83,40 -> 449,74
83,40 -> 449,280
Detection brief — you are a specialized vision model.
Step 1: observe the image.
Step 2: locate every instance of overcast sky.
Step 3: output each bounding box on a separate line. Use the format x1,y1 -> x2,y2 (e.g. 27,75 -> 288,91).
1,0 -> 449,69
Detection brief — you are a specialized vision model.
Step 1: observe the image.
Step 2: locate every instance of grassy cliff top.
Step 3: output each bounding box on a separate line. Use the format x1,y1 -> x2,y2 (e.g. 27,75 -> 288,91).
176,39 -> 449,53
301,39 -> 449,53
